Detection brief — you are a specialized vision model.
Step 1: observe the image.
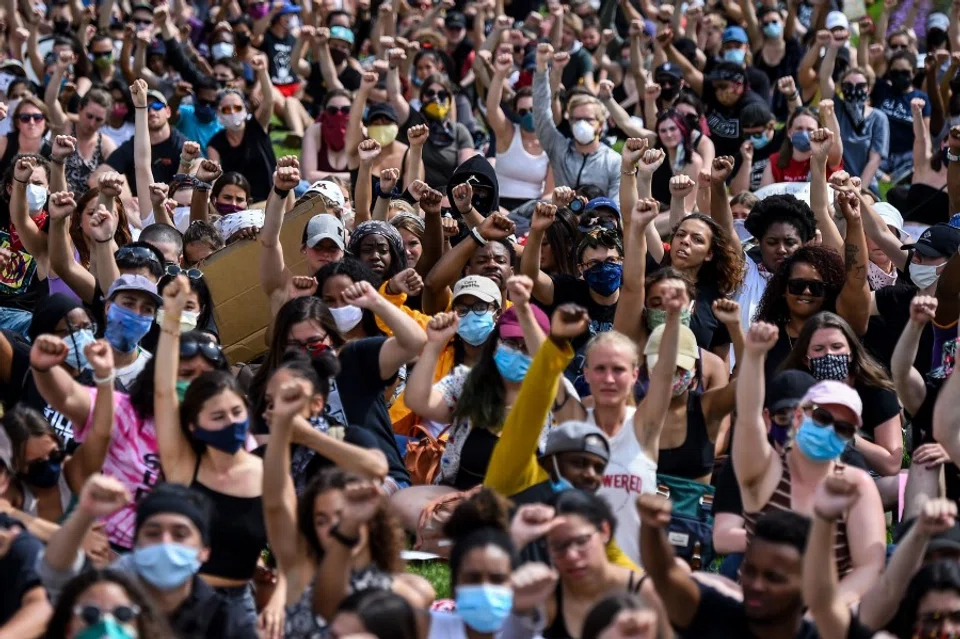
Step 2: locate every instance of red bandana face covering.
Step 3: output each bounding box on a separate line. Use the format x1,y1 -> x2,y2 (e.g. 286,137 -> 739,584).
9,211 -> 47,252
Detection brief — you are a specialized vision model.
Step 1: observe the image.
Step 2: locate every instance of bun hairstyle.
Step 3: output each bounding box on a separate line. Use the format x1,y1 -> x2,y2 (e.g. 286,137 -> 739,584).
276,348 -> 342,401
444,488 -> 519,586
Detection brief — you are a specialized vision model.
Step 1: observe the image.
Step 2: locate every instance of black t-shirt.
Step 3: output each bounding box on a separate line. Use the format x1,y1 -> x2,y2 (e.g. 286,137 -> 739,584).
690,283 -> 731,351
208,120 -> 277,202
560,46 -> 594,91
702,79 -> 767,158
684,583 -> 819,638
305,63 -> 362,116
323,337 -> 410,485
712,454 -> 742,516
107,128 -> 186,197
855,381 -> 900,441
261,31 -> 297,86
864,282 -> 933,375
454,426 -> 497,490
752,39 -> 804,119
0,514 -> 43,626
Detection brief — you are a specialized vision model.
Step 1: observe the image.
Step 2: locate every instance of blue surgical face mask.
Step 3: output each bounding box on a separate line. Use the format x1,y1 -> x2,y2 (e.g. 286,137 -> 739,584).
104,303 -> 154,353
519,112 -> 535,133
132,542 -> 201,589
64,328 -> 95,371
794,416 -> 848,462
750,131 -> 771,150
790,130 -> 812,152
494,344 -> 532,383
723,48 -> 746,65
455,584 -> 514,633
75,618 -> 136,639
583,261 -> 622,297
456,311 -> 496,346
762,22 -> 783,39
550,456 -> 573,493
192,418 -> 249,454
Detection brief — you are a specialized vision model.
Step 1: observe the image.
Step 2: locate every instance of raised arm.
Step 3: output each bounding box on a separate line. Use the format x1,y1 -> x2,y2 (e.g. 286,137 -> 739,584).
353,139 -> 381,225
637,280 -> 684,460
912,97 -> 933,170
833,190 -> 870,336
128,79 -> 155,218
291,26 -> 318,81
819,37 -> 842,100
47,191 -> 96,304
402,313 -> 458,424
403,124 -> 427,191
251,55 -> 274,131
86,201 -> 122,305
346,72 -> 378,167
858,191 -> 907,272
709,156 -> 741,255
190,160 -> 222,225
487,53 -> 516,142
892,296 -> 935,416
62,341 -> 115,494
661,35 -> 703,95
520,202 -> 559,306
340,281 -> 427,381
819,100 -> 844,168
809,131 -> 843,253
259,157 -> 300,298
613,199 -> 657,343
29,336 -> 92,429
44,51 -> 75,133
598,80 -> 649,138
291,415 -> 388,480
8,156 -> 49,263
532,44 -> 568,160
934,311 -> 960,465
153,276 -> 200,484
733,323 -> 778,504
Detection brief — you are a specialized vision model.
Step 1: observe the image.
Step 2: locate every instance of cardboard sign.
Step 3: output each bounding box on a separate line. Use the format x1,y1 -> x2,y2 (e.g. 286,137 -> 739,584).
201,197 -> 327,365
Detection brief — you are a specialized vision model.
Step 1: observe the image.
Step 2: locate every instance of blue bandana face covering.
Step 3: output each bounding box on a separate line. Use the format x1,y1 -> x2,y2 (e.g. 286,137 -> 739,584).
104,304 -> 154,353
494,344 -> 532,382
583,262 -> 623,297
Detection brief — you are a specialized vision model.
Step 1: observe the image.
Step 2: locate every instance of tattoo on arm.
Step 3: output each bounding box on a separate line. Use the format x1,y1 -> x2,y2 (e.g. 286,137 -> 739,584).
844,242 -> 866,280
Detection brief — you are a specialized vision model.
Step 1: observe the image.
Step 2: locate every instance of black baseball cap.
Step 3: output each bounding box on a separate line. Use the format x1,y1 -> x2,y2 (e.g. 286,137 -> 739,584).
363,102 -> 398,125
740,103 -> 775,129
902,223 -> 960,259
708,61 -> 746,83
655,62 -> 683,81
765,370 -> 817,413
445,11 -> 467,29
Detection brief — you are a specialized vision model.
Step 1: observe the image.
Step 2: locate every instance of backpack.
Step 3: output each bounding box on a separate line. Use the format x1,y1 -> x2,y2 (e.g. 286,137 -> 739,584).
404,424 -> 452,486
656,473 -> 715,570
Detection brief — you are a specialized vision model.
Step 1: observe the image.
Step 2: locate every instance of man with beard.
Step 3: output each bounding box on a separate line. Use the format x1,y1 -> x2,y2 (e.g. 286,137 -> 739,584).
639,495 -> 818,638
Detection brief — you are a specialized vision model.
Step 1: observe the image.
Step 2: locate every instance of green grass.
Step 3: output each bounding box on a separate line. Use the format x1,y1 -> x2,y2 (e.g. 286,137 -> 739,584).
407,560 -> 451,600
270,114 -> 303,160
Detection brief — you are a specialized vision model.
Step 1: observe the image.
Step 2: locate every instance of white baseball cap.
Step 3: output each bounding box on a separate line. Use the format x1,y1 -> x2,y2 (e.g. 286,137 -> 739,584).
452,275 -> 502,306
305,181 -> 346,210
826,10 -> 849,31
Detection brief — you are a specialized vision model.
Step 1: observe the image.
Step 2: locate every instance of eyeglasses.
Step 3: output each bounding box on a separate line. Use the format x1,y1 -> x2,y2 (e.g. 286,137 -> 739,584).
548,531 -> 597,555
116,246 -> 163,269
58,321 -> 98,340
17,113 -> 44,123
423,89 -> 449,102
453,301 -> 496,317
74,604 -> 141,627
91,50 -> 113,59
180,336 -> 225,365
802,404 -> 857,440
148,101 -> 165,111
286,335 -> 330,356
220,104 -> 244,115
325,105 -> 351,116
786,278 -> 826,297
165,264 -> 203,280
582,257 -> 622,270
24,449 -> 65,475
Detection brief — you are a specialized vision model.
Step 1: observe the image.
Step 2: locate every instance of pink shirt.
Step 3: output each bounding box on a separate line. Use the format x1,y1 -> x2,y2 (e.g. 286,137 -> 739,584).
76,388 -> 162,549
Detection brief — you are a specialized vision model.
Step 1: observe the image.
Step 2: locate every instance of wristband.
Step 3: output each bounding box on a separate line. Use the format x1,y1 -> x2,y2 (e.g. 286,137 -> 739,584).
193,180 -> 213,191
274,185 -> 291,199
948,150 -> 960,163
470,226 -> 488,246
93,370 -> 115,386
329,524 -> 361,548
50,157 -> 65,166
13,177 -> 27,184
134,105 -> 147,109
621,167 -> 638,176
786,92 -> 799,101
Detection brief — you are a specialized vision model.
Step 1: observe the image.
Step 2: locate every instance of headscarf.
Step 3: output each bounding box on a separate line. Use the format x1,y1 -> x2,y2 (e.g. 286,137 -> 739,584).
347,220 -> 408,280
28,294 -> 85,342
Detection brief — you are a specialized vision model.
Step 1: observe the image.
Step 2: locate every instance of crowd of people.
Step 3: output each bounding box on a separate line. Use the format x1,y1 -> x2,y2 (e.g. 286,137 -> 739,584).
4,0 -> 960,637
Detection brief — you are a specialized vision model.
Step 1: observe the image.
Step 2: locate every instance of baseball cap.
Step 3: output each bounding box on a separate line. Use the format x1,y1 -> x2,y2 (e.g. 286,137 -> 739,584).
722,26 -> 748,44
329,25 -> 355,45
585,197 -> 621,219
305,181 -> 346,210
497,305 -> 549,339
873,202 -> 906,240
303,214 -> 346,250
363,102 -> 398,125
107,274 -> 163,305
765,370 -> 817,413
0,59 -> 25,76
276,1 -> 302,15
540,421 -> 611,463
644,324 -> 699,371
147,89 -> 168,106
452,275 -> 502,306
929,12 -> 951,33
799,381 -> 863,428
655,62 -> 683,81
902,223 -> 960,259
445,11 -> 467,29
826,10 -> 849,31
147,39 -> 167,57
740,102 -> 775,129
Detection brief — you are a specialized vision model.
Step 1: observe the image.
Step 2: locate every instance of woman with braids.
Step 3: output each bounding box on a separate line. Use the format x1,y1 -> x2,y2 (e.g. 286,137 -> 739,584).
346,219 -> 408,283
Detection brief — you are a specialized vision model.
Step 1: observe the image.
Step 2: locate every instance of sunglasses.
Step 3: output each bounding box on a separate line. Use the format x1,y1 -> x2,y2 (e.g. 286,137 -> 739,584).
423,89 -> 449,102
220,104 -> 244,115
115,246 -> 162,268
180,336 -> 225,365
803,404 -> 857,440
165,264 -> 203,280
74,604 -> 140,627
133,18 -> 153,27
786,278 -> 826,297
148,101 -> 165,111
91,50 -> 112,58
841,82 -> 868,92
17,113 -> 44,123
325,105 -> 350,116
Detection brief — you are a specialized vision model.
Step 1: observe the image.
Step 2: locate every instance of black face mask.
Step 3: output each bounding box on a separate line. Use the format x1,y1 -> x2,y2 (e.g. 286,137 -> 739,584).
330,48 -> 349,65
659,82 -> 680,100
53,18 -> 71,34
235,33 -> 251,48
889,69 -> 913,93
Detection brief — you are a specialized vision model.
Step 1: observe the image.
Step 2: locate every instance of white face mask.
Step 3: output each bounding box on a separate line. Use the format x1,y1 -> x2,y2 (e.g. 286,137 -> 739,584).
909,261 -> 944,289
26,183 -> 47,213
571,119 -> 597,145
211,42 -> 235,61
156,308 -> 199,333
219,110 -> 247,131
329,304 -> 363,334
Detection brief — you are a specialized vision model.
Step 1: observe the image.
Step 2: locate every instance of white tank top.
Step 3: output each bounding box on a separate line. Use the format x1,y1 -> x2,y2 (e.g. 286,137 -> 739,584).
588,406 -> 659,567
494,125 -> 549,201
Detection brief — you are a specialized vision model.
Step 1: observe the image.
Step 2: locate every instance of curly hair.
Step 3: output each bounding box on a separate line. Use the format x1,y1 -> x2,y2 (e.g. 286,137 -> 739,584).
444,488 -> 517,587
753,246 -> 845,325
743,194 -> 817,243
667,214 -> 744,296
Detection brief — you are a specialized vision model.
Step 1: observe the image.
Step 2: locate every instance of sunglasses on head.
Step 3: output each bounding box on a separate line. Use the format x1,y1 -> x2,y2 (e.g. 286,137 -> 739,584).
424,89 -> 449,102
116,246 -> 162,268
74,604 -> 140,627
180,335 -> 225,365
787,278 -> 826,297
165,264 -> 203,280
17,113 -> 44,123
803,404 -> 857,440
325,105 -> 350,116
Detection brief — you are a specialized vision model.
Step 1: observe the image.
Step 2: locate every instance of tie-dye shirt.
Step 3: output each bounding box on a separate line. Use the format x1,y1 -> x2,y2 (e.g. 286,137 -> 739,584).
75,388 -> 163,550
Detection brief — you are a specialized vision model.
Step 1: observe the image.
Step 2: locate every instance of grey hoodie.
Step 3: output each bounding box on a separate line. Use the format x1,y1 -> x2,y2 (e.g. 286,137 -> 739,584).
532,71 -> 622,200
